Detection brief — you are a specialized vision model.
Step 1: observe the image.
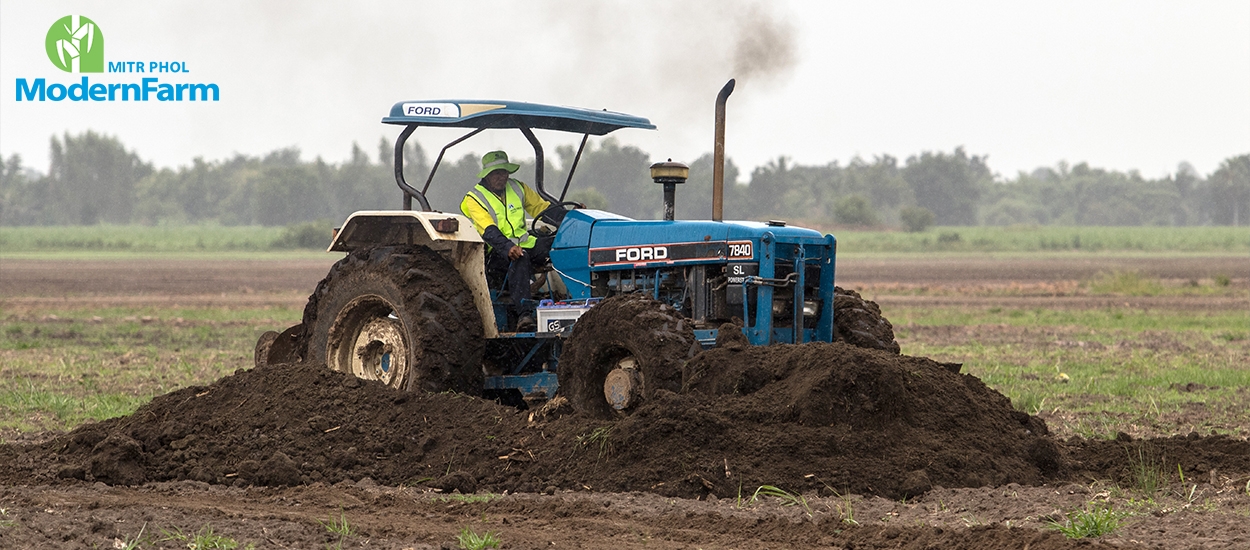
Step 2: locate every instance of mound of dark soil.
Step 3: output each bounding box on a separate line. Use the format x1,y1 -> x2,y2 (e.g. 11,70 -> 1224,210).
657,343 -> 1058,497
18,361 -> 526,491
1,343 -> 1243,501
1,344 -> 1037,499
544,342 -> 1056,499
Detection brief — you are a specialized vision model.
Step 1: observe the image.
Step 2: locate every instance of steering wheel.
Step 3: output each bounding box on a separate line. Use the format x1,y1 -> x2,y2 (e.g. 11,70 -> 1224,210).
532,201 -> 584,235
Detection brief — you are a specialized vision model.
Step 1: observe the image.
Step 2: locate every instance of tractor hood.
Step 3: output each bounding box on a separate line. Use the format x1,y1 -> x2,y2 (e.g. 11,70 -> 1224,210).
553,209 -> 826,267
555,209 -> 826,249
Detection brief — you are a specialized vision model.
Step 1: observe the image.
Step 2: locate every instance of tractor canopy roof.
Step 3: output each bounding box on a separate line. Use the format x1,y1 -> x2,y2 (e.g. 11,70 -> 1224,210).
382,100 -> 655,135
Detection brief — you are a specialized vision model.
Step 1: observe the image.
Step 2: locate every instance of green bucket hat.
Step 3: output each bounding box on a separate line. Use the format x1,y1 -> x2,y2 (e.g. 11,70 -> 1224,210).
477,150 -> 520,179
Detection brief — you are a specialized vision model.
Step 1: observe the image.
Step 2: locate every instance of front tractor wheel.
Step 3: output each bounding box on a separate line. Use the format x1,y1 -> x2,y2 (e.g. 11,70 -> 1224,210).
559,294 -> 696,418
302,246 -> 484,393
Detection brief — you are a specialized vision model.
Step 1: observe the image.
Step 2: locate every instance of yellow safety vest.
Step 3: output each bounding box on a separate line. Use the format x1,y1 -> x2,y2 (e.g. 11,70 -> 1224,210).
466,179 -> 537,249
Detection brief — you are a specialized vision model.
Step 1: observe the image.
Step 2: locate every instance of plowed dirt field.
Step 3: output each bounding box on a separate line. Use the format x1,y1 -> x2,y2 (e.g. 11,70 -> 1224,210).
1,255 -> 1247,549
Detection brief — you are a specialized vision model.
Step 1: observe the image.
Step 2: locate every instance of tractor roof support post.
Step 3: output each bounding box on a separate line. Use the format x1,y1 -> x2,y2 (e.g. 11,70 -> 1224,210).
423,127 -> 487,195
393,125 -> 431,211
520,127 -> 559,204
712,79 -> 735,222
559,133 -> 590,202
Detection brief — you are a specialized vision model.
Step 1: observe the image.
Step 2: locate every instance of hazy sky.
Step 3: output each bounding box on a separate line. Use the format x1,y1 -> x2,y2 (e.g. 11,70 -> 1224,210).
2,1 -> 1248,182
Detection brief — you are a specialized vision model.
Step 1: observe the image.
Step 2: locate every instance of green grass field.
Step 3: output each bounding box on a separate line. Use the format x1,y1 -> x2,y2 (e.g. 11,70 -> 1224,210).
0,225 -> 286,251
3,224 -> 1247,255
836,225 -> 1250,254
0,305 -> 301,435
0,222 -> 335,257
892,305 -> 1250,438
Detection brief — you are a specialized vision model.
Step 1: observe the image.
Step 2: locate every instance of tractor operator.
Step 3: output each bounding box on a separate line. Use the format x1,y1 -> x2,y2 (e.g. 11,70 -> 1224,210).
460,150 -> 551,331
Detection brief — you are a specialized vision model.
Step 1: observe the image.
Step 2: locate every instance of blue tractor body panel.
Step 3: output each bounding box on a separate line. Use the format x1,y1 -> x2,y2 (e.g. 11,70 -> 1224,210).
546,209 -> 837,349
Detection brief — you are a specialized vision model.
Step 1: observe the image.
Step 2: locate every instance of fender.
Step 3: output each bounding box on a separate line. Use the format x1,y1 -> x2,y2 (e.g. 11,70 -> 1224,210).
327,210 -> 497,338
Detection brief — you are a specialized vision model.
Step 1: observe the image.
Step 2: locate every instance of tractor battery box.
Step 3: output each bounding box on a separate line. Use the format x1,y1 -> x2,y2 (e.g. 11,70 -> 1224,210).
536,298 -> 601,334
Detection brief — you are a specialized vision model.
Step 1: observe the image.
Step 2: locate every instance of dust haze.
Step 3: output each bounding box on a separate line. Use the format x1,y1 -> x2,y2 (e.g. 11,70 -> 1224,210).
530,0 -> 799,154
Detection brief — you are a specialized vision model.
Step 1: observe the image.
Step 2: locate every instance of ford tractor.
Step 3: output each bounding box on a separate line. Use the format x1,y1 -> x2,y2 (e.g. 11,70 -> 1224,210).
256,80 -> 898,418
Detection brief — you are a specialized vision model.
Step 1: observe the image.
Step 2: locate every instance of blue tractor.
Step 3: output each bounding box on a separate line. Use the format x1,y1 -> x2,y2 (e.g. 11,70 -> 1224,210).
257,81 -> 898,417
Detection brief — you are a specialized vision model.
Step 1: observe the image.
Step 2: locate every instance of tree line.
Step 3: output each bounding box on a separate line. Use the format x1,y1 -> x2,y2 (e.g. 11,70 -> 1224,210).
2,130 -> 1247,229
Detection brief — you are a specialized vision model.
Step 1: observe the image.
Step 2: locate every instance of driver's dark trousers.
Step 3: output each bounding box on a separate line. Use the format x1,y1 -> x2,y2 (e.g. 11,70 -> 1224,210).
486,236 -> 553,318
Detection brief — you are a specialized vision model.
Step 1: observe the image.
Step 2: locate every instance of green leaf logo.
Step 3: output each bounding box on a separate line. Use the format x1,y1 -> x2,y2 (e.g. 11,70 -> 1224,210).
45,15 -> 104,73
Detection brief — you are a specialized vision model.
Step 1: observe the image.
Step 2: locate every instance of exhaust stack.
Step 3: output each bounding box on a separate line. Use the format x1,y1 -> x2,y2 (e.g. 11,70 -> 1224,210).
712,79 -> 735,222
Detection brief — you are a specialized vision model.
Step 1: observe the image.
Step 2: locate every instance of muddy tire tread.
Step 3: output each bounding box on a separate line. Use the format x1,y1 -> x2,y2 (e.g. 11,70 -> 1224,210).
298,245 -> 484,393
559,294 -> 696,418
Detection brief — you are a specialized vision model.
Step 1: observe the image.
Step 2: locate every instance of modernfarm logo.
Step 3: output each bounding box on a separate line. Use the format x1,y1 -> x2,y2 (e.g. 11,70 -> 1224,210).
46,15 -> 104,72
16,14 -> 220,102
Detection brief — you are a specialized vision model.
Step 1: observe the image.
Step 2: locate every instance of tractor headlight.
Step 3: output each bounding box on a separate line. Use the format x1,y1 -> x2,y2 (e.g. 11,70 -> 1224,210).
772,299 -> 821,317
771,298 -> 788,317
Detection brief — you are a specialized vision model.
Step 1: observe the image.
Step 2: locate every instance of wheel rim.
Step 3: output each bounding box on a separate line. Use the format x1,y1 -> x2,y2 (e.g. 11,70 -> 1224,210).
326,295 -> 411,388
603,355 -> 642,411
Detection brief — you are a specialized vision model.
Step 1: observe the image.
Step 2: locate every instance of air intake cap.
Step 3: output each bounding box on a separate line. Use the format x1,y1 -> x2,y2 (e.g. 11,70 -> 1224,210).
650,160 -> 689,184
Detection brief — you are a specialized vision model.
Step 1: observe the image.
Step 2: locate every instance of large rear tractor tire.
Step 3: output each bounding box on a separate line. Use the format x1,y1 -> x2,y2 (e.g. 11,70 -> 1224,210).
300,246 -> 484,393
833,286 -> 900,353
558,294 -> 697,418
